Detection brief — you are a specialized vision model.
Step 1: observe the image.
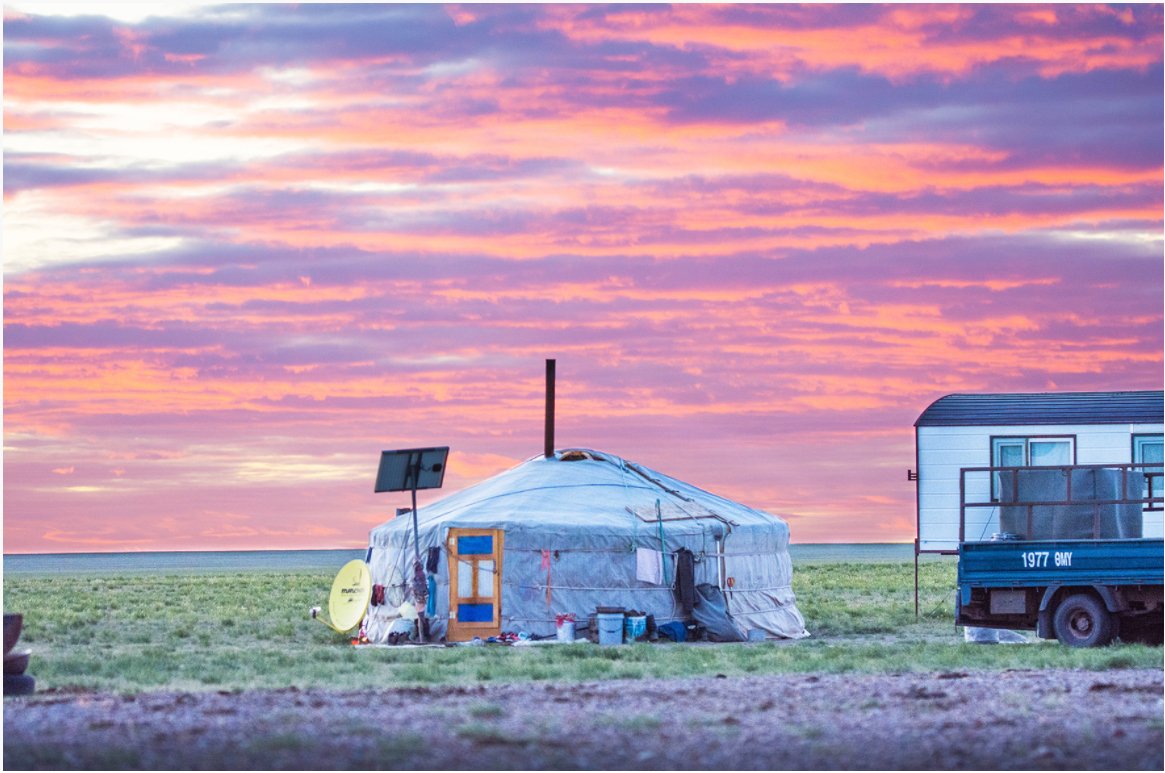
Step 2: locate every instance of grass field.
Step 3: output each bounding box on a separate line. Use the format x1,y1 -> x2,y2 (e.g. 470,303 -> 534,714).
4,560 -> 1160,694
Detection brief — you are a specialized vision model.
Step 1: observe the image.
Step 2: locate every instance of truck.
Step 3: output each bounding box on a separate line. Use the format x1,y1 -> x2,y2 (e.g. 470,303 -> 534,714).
955,462 -> 1163,647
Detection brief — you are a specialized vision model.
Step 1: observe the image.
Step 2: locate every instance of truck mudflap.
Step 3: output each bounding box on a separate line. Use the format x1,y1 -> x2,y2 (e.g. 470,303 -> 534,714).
1036,612 -> 1051,639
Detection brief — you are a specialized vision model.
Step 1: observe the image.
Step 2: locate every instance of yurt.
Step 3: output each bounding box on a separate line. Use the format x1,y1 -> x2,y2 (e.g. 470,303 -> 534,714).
364,448 -> 807,643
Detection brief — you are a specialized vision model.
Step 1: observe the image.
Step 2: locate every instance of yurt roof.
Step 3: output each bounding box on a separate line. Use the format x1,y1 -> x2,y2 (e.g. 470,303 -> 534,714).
370,448 -> 786,535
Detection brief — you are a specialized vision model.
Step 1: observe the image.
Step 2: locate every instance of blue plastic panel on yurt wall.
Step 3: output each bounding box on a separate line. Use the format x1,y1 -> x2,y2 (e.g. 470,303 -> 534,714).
457,535 -> 493,555
457,603 -> 494,623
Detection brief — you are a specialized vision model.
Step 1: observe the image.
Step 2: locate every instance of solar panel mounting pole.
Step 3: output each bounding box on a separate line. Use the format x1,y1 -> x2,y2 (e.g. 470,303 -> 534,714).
374,447 -> 448,646
405,453 -> 427,644
406,454 -> 422,570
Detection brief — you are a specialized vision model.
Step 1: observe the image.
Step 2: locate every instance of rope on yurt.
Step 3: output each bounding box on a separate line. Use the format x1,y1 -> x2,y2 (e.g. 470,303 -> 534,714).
657,498 -> 670,587
617,454 -> 642,550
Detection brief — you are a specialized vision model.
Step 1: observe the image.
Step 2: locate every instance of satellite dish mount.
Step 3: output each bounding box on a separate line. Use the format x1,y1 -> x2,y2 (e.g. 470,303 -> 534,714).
375,447 -> 450,644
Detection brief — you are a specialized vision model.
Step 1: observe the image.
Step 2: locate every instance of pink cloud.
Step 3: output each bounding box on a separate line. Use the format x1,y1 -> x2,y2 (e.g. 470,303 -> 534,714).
2,4 -> 1160,553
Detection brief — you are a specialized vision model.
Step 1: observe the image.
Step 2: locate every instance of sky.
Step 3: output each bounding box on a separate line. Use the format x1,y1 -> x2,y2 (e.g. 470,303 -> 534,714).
3,3 -> 1162,554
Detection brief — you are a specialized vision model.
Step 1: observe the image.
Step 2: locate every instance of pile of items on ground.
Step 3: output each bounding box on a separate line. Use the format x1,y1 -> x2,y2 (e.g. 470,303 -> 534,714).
359,601 -> 750,648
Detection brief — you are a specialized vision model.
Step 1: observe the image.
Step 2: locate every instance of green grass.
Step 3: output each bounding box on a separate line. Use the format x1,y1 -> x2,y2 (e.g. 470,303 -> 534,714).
3,561 -> 1160,695
794,559 -> 957,636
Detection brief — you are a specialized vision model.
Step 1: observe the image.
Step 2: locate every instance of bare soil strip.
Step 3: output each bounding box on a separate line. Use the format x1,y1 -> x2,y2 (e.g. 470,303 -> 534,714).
4,669 -> 1162,770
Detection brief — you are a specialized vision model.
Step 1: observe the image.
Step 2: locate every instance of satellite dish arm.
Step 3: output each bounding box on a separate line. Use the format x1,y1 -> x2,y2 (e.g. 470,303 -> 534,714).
310,606 -> 351,634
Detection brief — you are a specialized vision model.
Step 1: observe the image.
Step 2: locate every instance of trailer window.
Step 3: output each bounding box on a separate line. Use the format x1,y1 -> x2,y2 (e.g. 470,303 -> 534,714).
1133,434 -> 1163,510
990,436 -> 1074,500
1029,440 -> 1071,465
991,437 -> 1073,466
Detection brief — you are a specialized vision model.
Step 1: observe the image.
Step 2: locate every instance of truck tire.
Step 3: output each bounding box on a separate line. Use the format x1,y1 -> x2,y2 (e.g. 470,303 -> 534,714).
1053,593 -> 1114,648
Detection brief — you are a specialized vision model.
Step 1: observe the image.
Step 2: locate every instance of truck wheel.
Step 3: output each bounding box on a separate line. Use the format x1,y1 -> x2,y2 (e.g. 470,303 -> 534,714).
1053,594 -> 1114,648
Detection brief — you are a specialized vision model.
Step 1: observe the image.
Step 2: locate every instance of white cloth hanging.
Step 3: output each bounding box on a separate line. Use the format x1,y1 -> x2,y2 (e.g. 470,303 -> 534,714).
636,547 -> 664,585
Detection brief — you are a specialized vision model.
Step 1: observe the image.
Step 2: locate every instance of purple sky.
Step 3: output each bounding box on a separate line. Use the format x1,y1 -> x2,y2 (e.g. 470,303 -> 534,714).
3,3 -> 1162,552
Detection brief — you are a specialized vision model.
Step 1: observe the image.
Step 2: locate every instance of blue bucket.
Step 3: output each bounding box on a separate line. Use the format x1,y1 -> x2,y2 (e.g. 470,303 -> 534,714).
624,615 -> 647,642
597,612 -> 624,646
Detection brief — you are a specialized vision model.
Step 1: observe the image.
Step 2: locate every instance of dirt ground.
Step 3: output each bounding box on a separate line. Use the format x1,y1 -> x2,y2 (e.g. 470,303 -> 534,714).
4,667 -> 1162,770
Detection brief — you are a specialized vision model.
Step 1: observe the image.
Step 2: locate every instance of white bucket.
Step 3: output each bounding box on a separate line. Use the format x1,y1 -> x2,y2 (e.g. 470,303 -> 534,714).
597,612 -> 624,646
556,620 -> 576,642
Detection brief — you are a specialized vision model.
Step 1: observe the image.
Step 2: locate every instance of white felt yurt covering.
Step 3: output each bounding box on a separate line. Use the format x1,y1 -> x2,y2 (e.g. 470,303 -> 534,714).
364,449 -> 807,642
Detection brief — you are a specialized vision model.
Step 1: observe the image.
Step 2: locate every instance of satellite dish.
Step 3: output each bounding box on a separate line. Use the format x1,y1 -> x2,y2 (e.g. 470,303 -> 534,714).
311,560 -> 372,634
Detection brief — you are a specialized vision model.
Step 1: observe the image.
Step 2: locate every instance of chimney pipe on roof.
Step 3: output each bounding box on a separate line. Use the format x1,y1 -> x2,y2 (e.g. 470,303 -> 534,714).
544,359 -> 556,458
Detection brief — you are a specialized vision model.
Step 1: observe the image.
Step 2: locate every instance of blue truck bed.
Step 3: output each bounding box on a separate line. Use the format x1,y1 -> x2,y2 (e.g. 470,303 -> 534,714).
959,538 -> 1163,588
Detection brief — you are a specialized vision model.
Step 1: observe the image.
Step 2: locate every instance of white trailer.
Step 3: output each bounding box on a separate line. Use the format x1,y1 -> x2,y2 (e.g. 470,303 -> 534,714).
911,390 -> 1163,609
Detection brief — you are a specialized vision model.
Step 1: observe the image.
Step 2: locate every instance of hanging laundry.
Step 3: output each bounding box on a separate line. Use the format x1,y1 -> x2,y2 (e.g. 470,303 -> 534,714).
636,547 -> 664,585
411,560 -> 427,605
673,548 -> 697,616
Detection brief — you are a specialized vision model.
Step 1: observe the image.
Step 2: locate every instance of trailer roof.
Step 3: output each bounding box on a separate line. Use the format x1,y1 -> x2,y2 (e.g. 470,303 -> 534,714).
915,390 -> 1164,427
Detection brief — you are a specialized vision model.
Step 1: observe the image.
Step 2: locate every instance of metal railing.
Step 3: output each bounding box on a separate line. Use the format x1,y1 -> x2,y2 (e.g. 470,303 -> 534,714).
959,462 -> 1163,542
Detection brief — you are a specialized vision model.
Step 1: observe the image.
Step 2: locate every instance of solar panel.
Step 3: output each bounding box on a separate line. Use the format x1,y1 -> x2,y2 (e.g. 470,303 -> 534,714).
374,447 -> 449,493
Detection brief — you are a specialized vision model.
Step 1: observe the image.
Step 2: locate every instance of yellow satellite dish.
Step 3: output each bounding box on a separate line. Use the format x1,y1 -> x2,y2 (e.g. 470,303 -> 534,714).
311,560 -> 372,634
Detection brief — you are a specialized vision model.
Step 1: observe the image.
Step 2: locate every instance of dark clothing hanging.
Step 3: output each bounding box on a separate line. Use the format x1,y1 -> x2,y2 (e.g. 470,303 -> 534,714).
673,548 -> 698,616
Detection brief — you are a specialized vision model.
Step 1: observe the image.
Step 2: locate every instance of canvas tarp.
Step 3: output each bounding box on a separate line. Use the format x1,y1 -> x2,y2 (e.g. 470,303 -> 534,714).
365,449 -> 807,642
998,467 -> 1143,540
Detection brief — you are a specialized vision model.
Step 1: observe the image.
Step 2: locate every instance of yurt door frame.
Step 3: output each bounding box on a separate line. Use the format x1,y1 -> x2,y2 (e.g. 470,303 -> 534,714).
446,528 -> 504,642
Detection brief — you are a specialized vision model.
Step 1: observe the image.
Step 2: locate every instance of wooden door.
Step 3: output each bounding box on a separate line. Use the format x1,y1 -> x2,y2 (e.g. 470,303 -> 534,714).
446,528 -> 504,642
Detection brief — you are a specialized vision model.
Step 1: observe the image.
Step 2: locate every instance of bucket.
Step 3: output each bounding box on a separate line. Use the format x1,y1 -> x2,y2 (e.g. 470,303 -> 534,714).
624,615 -> 647,642
597,612 -> 625,646
556,620 -> 576,642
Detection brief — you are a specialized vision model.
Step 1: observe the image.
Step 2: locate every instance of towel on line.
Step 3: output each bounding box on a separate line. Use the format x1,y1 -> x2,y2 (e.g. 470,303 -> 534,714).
636,547 -> 664,585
